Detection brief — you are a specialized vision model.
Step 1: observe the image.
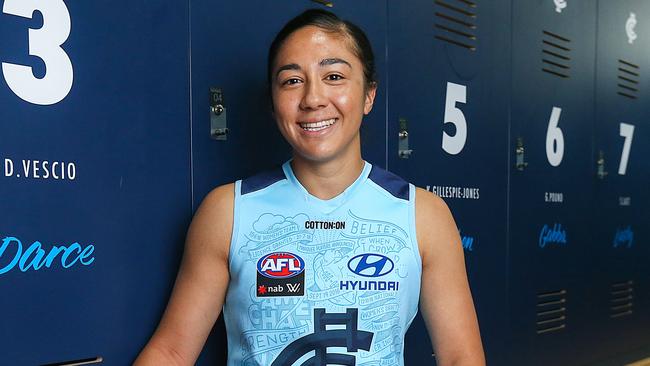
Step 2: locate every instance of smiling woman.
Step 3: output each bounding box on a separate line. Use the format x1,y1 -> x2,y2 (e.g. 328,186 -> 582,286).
135,8 -> 484,366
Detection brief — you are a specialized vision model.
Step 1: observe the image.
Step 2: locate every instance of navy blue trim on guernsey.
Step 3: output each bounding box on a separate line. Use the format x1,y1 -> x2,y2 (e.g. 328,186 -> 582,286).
368,165 -> 409,200
241,166 -> 286,195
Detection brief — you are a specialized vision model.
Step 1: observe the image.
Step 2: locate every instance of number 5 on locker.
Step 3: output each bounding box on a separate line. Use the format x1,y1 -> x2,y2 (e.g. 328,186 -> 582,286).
442,82 -> 468,155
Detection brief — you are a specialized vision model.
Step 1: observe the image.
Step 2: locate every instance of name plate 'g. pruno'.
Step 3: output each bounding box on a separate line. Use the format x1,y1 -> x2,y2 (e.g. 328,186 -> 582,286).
0,236 -> 95,274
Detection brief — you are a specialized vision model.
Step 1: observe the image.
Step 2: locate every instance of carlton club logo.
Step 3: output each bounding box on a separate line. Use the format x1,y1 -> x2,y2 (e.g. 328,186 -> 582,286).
626,12 -> 637,44
271,308 -> 373,366
256,252 -> 305,297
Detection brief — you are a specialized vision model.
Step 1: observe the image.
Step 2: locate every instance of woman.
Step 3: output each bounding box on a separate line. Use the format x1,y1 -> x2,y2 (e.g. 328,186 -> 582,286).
136,9 -> 484,366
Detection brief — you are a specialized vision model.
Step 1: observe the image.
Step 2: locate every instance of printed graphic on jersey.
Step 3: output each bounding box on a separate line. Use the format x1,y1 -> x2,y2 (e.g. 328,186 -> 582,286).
257,252 -> 305,297
241,213 -> 314,259
271,308 -> 374,366
238,210 -> 414,365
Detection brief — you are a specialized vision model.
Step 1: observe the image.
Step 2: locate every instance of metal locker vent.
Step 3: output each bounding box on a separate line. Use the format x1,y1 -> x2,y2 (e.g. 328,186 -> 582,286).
617,59 -> 639,99
541,30 -> 571,78
610,280 -> 634,318
536,289 -> 567,334
433,0 -> 478,51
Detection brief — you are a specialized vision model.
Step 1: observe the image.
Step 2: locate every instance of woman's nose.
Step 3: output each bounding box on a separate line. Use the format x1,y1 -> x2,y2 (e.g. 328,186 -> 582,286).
300,80 -> 328,110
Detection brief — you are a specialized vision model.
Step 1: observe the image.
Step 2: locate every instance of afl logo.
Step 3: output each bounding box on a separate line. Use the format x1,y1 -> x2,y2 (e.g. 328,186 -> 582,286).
257,252 -> 305,279
347,253 -> 394,278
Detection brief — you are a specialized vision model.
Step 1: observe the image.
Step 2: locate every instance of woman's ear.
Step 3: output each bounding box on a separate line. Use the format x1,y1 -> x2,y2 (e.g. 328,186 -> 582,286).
363,82 -> 378,115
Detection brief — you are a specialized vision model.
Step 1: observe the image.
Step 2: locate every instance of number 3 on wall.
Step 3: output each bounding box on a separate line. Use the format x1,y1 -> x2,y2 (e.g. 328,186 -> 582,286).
2,0 -> 73,105
442,82 -> 467,155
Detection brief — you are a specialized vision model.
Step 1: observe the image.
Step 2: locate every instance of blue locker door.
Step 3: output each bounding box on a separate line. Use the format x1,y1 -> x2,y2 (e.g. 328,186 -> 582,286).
386,1 -> 510,365
189,1 -> 388,364
509,2 -> 597,365
591,0 -> 650,360
0,0 -> 190,365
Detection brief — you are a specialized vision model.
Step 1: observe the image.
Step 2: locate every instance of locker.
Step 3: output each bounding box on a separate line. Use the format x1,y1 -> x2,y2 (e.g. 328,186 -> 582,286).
385,1 -> 510,365
508,1 -> 597,365
590,0 -> 650,360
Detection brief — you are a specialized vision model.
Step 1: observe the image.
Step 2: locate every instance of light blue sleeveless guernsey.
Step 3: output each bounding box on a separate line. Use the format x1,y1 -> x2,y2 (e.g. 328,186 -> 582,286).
223,159 -> 422,366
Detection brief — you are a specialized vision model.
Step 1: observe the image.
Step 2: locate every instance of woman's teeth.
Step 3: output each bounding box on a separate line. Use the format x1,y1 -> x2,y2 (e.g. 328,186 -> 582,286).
299,118 -> 337,131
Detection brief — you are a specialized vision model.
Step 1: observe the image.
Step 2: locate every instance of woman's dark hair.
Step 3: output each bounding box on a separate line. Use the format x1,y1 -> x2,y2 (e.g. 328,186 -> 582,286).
267,9 -> 377,92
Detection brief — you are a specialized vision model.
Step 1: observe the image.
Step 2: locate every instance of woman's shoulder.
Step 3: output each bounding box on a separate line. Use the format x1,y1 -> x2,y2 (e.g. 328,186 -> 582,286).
186,183 -> 236,261
193,183 -> 236,231
202,182 -> 236,207
414,187 -> 461,264
414,187 -> 451,213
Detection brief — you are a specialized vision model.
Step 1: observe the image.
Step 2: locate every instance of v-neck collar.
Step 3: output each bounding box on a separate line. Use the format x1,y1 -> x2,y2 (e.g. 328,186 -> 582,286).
282,159 -> 372,215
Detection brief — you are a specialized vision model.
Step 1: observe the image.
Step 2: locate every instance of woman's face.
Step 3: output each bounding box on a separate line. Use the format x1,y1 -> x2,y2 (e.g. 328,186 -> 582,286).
271,25 -> 376,163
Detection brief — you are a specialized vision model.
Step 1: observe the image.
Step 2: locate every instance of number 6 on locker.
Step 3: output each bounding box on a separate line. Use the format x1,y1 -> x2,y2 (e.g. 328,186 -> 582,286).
546,106 -> 564,167
442,82 -> 467,155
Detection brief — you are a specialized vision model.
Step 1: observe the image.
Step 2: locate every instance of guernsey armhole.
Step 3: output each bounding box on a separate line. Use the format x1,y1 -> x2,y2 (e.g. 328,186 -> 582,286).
228,180 -> 242,272
409,183 -> 424,278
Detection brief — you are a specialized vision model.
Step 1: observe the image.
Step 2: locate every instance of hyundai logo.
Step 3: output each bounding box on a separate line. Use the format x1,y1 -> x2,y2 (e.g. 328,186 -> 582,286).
347,253 -> 394,278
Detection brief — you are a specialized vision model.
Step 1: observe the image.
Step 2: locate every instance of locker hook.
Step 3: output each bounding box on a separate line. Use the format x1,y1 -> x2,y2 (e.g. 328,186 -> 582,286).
398,117 -> 413,159
515,137 -> 528,171
210,87 -> 229,140
597,150 -> 608,179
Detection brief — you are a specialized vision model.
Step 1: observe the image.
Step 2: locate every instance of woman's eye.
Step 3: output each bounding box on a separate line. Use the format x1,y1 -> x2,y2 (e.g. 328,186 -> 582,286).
282,78 -> 301,86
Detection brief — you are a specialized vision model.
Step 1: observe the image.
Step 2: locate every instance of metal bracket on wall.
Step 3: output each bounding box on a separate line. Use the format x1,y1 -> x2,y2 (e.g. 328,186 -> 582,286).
398,117 -> 413,159
597,150 -> 608,179
515,136 -> 528,171
210,87 -> 228,140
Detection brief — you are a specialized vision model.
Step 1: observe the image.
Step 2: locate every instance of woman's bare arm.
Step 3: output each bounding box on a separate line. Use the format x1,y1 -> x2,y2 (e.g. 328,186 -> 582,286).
415,187 -> 485,366
134,183 -> 234,365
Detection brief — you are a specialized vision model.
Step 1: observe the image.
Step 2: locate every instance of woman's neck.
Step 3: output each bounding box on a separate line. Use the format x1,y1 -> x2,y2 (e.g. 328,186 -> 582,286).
290,148 -> 365,201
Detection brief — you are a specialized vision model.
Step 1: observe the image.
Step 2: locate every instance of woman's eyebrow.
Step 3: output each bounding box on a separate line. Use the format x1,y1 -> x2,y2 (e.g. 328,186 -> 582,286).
275,58 -> 351,78
320,58 -> 351,68
276,63 -> 301,78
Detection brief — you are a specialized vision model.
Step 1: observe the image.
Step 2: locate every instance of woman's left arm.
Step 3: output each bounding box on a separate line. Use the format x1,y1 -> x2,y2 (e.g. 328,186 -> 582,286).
414,187 -> 486,366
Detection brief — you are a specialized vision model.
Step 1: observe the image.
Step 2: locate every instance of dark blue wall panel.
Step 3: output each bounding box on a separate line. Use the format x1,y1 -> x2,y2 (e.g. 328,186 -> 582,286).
0,0 -> 190,364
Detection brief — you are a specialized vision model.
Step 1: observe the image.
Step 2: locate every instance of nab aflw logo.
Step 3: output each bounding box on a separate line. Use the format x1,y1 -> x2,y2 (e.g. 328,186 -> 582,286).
256,252 -> 305,297
271,308 -> 373,366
